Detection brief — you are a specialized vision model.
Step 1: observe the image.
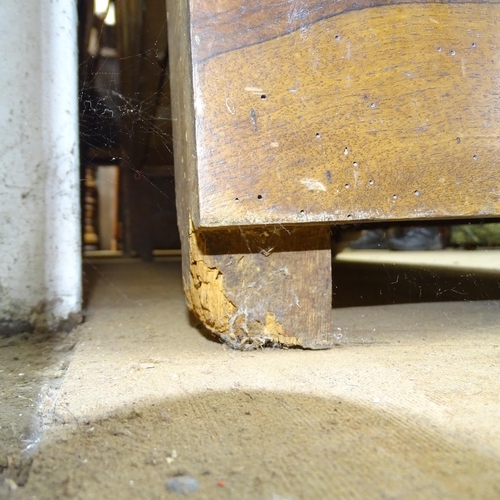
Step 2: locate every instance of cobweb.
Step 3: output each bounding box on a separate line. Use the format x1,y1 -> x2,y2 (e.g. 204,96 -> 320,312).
79,17 -> 174,177
79,2 -> 178,253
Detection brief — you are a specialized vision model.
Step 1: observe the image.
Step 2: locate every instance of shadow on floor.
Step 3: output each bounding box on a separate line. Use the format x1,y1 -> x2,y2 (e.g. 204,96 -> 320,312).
13,390 -> 500,500
332,259 -> 500,308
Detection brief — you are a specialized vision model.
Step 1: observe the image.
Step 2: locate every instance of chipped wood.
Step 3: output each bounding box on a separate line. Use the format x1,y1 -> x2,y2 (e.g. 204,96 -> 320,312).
186,221 -> 237,334
185,222 -> 333,349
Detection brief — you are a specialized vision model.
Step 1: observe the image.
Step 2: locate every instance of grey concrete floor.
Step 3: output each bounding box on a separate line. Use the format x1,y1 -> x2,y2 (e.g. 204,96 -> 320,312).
1,250 -> 500,499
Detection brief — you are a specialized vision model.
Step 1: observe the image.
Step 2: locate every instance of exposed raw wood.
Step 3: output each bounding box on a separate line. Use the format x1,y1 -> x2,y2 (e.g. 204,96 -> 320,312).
190,2 -> 500,227
185,221 -> 237,335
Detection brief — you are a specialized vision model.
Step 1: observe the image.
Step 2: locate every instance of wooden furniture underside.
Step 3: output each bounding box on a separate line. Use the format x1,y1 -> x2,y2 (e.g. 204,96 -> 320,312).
167,0 -> 500,349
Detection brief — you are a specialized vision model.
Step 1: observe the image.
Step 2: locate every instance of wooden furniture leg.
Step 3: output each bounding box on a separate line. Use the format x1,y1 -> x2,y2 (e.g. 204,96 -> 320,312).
185,223 -> 333,349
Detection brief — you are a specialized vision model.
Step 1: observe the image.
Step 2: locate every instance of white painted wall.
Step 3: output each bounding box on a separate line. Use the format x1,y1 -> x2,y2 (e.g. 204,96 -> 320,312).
0,0 -> 81,333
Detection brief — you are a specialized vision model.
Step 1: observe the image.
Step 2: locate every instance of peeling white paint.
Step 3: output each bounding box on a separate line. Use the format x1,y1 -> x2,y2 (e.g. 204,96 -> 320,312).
300,178 -> 326,192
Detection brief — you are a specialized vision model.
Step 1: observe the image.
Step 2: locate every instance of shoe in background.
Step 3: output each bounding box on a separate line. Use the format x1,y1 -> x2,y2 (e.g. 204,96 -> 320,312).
348,228 -> 388,249
387,227 -> 444,251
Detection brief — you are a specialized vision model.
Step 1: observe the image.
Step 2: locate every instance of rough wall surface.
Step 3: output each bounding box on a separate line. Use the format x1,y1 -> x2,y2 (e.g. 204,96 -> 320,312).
0,0 -> 81,334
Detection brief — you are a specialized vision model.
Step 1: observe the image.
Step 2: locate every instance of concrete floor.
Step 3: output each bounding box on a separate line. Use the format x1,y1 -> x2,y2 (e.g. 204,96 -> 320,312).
1,249 -> 500,499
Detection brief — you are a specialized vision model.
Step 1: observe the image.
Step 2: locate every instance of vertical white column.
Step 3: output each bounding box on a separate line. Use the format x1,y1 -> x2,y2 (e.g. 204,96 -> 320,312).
0,0 -> 81,333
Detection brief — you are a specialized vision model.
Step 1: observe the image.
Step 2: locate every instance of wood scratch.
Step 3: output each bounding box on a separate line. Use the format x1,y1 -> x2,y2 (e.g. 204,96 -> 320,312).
250,108 -> 258,132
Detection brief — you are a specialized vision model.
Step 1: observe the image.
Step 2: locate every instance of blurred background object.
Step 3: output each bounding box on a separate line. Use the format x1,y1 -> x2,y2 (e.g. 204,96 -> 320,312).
78,0 -> 180,260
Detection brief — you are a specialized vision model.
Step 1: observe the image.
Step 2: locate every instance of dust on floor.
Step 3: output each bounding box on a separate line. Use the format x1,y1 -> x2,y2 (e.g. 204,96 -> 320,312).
1,253 -> 500,499
0,330 -> 78,492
